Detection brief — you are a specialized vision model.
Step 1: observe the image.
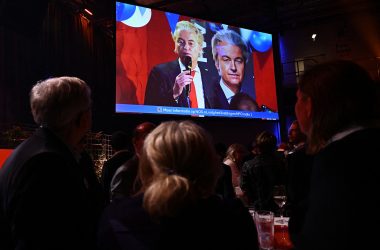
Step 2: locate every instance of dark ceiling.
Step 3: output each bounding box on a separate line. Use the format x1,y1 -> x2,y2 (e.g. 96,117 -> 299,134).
129,0 -> 380,32
1,0 -> 379,36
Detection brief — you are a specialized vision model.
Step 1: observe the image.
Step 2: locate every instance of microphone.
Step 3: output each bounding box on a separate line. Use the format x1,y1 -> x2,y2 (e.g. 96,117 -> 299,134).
183,56 -> 192,97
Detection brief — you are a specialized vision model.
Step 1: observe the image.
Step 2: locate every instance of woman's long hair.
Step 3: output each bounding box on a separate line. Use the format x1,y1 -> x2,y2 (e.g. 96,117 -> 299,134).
298,60 -> 377,154
138,120 -> 220,218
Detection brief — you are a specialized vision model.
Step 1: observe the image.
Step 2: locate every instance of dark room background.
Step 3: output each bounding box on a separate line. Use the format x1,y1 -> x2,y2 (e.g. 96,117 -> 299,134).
1,0 -> 380,150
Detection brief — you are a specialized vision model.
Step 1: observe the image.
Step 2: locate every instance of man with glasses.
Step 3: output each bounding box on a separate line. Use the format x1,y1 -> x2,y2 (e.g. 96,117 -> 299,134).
144,21 -> 212,108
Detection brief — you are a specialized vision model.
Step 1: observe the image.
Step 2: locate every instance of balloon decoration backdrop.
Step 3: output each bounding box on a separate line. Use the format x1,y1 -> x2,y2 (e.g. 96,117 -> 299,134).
249,31 -> 272,52
116,2 -> 136,21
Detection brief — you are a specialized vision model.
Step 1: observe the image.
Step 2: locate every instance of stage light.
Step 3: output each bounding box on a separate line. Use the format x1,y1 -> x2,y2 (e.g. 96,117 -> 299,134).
312,33 -> 317,42
84,8 -> 93,16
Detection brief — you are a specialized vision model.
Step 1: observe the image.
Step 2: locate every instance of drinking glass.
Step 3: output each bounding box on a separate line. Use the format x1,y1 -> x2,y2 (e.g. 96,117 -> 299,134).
254,210 -> 274,250
273,185 -> 287,223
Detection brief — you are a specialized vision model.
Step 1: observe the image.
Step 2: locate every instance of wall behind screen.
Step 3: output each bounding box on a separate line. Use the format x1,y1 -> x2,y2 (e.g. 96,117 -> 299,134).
0,1 -> 282,148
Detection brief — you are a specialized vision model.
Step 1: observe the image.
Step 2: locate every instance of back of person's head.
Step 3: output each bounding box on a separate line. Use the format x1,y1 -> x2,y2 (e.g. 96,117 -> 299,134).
172,21 -> 204,55
256,131 -> 277,154
287,120 -> 306,145
132,122 -> 156,156
298,60 -> 377,153
132,122 -> 157,141
30,76 -> 91,132
211,29 -> 249,64
139,120 -> 219,218
229,92 -> 259,111
224,143 -> 249,165
110,131 -> 129,151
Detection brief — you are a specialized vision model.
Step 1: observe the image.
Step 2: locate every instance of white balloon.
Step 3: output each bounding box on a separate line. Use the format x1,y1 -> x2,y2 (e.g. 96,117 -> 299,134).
121,7 -> 152,28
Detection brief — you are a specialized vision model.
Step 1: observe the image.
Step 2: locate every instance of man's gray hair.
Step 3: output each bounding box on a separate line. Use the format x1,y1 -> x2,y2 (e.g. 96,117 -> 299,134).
30,76 -> 91,131
211,29 -> 249,63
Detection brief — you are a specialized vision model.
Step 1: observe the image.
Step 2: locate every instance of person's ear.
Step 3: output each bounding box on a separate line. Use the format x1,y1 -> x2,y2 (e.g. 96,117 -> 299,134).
215,61 -> 221,74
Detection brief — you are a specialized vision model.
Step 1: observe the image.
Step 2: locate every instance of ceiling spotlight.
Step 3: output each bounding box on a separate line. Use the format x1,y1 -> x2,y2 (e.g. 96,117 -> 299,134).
84,8 -> 93,16
312,33 -> 317,42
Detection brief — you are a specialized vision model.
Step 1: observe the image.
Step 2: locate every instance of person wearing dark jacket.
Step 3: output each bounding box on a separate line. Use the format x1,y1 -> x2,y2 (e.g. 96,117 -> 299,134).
144,21 -> 212,108
240,131 -> 286,211
0,76 -> 101,250
208,29 -> 251,110
101,130 -> 132,203
110,122 -> 156,201
293,60 -> 380,250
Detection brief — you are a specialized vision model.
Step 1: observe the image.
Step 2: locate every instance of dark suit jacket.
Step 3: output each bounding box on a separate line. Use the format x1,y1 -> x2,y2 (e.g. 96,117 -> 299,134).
144,60 -> 212,108
101,150 -> 133,203
110,155 -> 140,201
286,145 -> 313,238
206,78 -> 230,110
215,163 -> 236,200
0,127 -> 101,250
240,153 -> 286,210
287,145 -> 313,207
295,128 -> 380,250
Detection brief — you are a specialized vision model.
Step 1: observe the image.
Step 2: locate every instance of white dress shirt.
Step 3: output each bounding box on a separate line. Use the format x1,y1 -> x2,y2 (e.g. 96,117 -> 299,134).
219,79 -> 235,104
179,59 -> 205,108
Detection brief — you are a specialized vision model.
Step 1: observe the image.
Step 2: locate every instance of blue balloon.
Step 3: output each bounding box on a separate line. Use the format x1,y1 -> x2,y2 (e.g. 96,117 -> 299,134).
116,3 -> 136,22
209,22 -> 223,33
249,31 -> 272,52
165,13 -> 180,34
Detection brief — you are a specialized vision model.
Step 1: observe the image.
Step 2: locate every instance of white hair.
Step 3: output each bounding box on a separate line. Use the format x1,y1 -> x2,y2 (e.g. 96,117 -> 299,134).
30,76 -> 91,131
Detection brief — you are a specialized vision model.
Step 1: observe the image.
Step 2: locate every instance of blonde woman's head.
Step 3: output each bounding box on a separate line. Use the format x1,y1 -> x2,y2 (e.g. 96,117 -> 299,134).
139,120 -> 220,218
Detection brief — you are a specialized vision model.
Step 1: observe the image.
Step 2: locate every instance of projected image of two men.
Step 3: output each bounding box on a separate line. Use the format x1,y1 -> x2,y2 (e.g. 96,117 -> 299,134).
115,2 -> 278,120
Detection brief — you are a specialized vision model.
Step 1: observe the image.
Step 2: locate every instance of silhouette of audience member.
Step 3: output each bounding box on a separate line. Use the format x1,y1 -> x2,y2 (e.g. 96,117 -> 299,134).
286,120 -> 306,154
75,138 -> 106,238
101,130 -> 133,203
223,143 -> 249,202
229,92 -> 260,111
285,121 -> 313,238
247,140 -> 259,161
209,29 -> 250,109
277,120 -> 306,158
240,131 -> 286,210
144,21 -> 212,108
98,121 -> 258,250
110,122 -> 156,202
0,76 -> 100,250
293,60 -> 380,250
214,142 -> 236,200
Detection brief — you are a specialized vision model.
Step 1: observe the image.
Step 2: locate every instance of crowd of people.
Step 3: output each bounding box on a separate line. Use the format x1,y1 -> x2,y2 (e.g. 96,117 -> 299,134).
0,59 -> 379,250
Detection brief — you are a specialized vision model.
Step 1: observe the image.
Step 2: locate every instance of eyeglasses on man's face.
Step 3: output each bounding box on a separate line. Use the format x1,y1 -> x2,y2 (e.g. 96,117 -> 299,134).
177,38 -> 197,49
